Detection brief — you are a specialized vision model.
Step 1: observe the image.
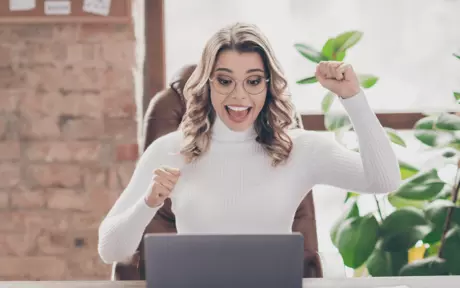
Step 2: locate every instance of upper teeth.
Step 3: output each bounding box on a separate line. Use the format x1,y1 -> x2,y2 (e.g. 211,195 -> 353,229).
227,106 -> 250,111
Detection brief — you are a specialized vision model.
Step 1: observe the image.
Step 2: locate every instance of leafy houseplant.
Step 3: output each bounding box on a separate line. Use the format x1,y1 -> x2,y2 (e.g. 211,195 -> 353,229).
295,33 -> 460,276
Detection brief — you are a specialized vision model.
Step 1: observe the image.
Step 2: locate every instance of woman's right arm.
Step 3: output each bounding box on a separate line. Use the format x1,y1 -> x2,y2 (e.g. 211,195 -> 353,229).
97,137 -> 168,264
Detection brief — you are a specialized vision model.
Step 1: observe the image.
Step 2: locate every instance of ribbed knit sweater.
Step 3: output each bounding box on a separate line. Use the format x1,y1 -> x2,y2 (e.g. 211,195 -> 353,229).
97,90 -> 401,264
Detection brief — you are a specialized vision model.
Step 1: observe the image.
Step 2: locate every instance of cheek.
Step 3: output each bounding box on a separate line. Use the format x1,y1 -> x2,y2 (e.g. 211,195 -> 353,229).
252,93 -> 267,114
210,90 -> 223,111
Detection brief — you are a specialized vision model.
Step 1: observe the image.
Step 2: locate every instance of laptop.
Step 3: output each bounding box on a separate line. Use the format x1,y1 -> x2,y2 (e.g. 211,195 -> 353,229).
144,233 -> 304,288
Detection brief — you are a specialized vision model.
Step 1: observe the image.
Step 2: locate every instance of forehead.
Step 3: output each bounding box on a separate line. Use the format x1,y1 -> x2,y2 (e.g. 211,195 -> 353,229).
214,50 -> 265,75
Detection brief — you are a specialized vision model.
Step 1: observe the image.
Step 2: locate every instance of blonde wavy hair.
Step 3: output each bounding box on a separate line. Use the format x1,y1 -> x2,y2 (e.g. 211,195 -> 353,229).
179,22 -> 300,166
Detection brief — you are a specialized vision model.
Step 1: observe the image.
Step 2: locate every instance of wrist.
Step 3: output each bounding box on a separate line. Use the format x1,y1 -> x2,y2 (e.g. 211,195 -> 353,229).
144,195 -> 162,208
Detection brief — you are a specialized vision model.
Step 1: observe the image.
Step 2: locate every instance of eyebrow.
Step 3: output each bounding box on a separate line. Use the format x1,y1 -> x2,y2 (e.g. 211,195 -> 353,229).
214,67 -> 265,74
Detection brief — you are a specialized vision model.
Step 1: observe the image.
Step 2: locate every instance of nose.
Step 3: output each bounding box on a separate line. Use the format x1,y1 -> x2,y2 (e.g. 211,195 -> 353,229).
231,82 -> 248,99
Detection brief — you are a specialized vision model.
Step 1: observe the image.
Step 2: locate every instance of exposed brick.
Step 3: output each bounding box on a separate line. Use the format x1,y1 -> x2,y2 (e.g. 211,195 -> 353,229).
47,188 -> 90,211
8,25 -> 54,43
0,65 -> 26,89
116,143 -> 139,161
67,251 -> 110,278
25,164 -> 81,188
26,141 -> 102,162
19,113 -> 60,140
103,90 -> 136,118
102,65 -> 134,90
88,187 -> 119,212
100,42 -> 135,68
20,63 -> 62,92
0,141 -> 20,160
0,162 -> 20,188
53,24 -> 78,42
78,24 -> 135,43
0,230 -> 40,256
116,162 -> 136,188
0,18 -> 139,281
0,257 -> 67,280
0,117 -> 6,139
10,189 -> 46,209
17,42 -> 67,64
0,90 -> 24,112
60,117 -> 104,140
104,118 -> 137,141
19,91 -> 62,117
0,45 -> 13,68
21,211 -> 70,231
36,229 -> 70,255
61,92 -> 104,118
70,212 -> 103,230
83,166 -> 107,189
0,212 -> 24,231
0,191 -> 9,209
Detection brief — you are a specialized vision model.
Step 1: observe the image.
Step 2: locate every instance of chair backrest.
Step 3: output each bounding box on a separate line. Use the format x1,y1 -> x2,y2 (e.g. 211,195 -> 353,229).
112,64 -> 323,280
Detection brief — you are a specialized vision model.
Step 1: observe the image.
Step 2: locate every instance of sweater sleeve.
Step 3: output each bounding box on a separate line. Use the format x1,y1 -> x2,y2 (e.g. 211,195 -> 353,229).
298,90 -> 401,194
97,135 -> 172,264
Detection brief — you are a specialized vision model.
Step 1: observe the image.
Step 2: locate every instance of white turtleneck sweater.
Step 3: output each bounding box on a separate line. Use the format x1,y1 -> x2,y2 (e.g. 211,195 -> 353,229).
97,90 -> 401,264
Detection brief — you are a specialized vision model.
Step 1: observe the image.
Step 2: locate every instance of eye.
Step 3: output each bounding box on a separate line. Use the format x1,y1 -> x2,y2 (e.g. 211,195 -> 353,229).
216,76 -> 233,86
246,76 -> 263,86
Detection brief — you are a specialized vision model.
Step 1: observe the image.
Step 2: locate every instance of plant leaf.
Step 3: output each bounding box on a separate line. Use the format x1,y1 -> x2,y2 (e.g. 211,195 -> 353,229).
296,76 -> 317,84
336,214 -> 380,268
381,226 -> 432,252
336,51 -> 346,61
334,31 -> 363,53
435,113 -> 460,131
385,127 -> 406,147
424,199 -> 460,228
398,160 -> 419,180
293,43 -> 327,63
443,227 -> 460,275
344,192 -> 359,203
321,38 -> 336,60
380,207 -> 429,234
330,200 -> 359,246
414,130 -> 440,147
414,116 -> 437,130
321,91 -> 335,113
380,207 -> 432,252
388,194 -> 427,209
454,92 -> 460,102
390,169 -> 445,200
358,74 -> 379,89
367,244 -> 408,277
399,256 -> 449,276
324,113 -> 351,131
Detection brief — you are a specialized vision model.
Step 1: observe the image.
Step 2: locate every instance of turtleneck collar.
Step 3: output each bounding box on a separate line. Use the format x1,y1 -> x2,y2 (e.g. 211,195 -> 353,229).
211,115 -> 258,142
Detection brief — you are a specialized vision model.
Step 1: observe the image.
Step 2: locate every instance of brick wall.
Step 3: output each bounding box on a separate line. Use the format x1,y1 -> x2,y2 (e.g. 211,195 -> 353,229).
0,22 -> 141,280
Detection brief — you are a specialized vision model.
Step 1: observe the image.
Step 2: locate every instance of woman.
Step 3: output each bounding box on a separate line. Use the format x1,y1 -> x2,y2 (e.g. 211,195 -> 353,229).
98,22 -> 401,264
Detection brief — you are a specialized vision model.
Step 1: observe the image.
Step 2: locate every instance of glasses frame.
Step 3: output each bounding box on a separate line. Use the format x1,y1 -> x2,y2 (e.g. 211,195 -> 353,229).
208,75 -> 270,96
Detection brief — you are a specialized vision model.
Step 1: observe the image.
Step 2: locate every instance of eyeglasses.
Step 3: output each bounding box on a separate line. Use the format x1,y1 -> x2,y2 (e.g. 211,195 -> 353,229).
209,74 -> 269,96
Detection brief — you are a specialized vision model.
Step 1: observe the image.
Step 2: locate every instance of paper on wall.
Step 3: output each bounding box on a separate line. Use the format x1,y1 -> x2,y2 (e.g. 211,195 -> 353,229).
9,0 -> 36,11
44,0 -> 71,15
83,0 -> 111,16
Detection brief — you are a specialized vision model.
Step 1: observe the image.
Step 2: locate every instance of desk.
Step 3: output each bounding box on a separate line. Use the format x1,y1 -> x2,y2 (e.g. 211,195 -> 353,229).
2,276 -> 460,287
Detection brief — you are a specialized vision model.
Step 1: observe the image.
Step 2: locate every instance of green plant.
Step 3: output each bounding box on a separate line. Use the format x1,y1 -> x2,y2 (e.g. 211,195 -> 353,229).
294,31 -> 405,146
295,37 -> 460,276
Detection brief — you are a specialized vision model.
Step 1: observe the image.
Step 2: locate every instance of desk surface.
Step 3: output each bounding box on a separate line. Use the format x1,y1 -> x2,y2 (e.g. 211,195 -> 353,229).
2,276 -> 459,287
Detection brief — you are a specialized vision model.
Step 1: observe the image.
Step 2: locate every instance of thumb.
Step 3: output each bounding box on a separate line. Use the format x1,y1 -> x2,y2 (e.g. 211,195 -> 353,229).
315,70 -> 336,87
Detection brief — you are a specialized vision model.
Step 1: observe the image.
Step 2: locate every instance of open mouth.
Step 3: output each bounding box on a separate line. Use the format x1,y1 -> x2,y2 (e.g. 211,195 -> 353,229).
225,105 -> 252,123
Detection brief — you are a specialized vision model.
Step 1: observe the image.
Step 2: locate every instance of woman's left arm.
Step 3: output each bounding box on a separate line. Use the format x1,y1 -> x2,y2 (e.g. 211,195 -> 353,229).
299,62 -> 401,194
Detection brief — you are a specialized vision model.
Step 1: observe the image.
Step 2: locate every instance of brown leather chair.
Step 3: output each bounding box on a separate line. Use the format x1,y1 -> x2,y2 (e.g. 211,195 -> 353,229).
112,64 -> 323,280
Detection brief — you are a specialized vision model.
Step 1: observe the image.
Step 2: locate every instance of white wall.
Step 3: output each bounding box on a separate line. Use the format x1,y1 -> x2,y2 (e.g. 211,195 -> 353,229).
165,0 -> 460,113
164,0 -> 460,257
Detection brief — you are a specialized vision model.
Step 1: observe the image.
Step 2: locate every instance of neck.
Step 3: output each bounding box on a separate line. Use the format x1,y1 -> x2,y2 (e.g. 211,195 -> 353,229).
211,115 -> 257,142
